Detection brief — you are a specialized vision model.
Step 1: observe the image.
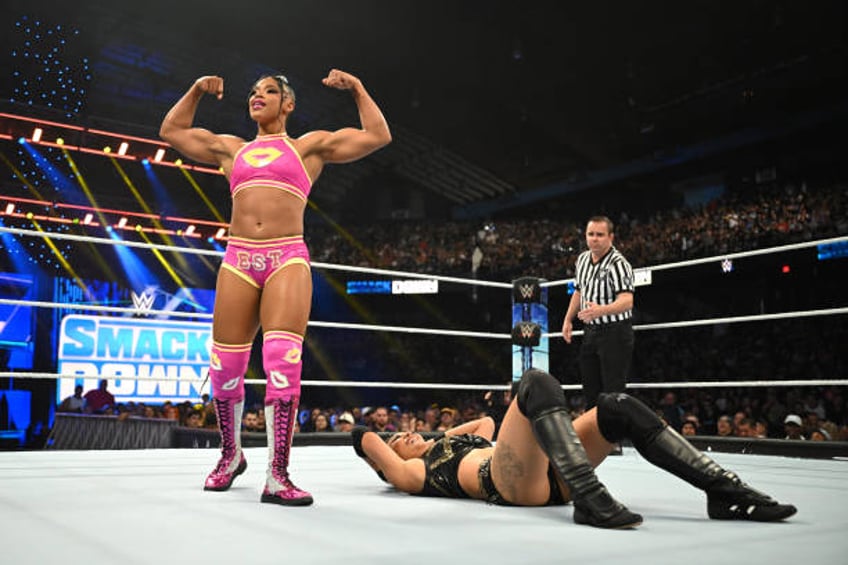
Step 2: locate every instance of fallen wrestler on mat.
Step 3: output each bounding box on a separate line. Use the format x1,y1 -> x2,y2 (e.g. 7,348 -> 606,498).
352,369 -> 797,529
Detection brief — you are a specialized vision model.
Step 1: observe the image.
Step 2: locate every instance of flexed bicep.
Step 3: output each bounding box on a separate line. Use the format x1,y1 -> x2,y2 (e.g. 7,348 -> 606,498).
160,75 -> 235,166
318,127 -> 390,164
162,127 -> 227,166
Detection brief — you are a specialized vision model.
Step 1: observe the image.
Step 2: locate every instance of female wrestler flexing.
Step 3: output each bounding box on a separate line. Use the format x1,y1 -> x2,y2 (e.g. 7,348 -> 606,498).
161,69 -> 391,506
354,369 -> 797,528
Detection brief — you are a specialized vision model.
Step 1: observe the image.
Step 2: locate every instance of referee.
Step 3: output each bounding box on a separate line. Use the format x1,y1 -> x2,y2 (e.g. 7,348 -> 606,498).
561,215 -> 635,411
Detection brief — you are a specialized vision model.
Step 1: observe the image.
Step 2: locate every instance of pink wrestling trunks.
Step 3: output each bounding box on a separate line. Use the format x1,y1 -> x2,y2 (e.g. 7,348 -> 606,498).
221,235 -> 310,288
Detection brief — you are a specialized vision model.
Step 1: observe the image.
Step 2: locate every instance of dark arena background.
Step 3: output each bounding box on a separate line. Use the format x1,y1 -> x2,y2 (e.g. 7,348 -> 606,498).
0,1 -> 846,562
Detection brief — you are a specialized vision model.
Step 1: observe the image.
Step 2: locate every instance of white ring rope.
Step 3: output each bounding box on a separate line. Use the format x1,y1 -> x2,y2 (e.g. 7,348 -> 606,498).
2,298 -> 843,341
540,235 -> 848,287
0,226 -> 511,288
2,226 -> 846,394
0,298 -> 508,339
2,372 -> 846,391
0,226 -> 223,257
541,307 -> 848,339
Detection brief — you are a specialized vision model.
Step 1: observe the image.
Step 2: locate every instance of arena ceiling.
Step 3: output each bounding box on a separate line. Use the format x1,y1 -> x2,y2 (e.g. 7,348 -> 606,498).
3,0 -> 846,218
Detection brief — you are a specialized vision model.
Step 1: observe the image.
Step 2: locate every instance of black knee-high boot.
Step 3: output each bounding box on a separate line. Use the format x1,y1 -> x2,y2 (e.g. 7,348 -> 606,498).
596,393 -> 797,522
518,370 -> 642,529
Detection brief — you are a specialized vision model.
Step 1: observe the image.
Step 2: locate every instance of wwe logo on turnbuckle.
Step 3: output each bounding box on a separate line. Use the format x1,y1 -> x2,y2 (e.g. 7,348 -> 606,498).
518,284 -> 536,300
131,291 -> 155,314
518,323 -> 535,339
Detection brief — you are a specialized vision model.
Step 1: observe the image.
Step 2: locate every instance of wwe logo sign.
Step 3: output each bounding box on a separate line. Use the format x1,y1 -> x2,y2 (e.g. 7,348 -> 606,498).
131,291 -> 155,314
518,323 -> 536,339
518,284 -> 536,300
511,322 -> 541,347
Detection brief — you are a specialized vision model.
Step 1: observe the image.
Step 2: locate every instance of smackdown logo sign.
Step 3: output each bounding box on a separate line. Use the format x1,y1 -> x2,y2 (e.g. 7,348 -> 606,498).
57,315 -> 211,404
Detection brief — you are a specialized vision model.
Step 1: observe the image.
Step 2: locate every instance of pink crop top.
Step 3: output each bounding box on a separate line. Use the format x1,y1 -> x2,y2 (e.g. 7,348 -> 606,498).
229,134 -> 312,201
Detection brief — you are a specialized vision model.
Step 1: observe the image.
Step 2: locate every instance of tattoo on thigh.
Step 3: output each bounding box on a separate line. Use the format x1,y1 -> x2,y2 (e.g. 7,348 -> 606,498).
495,444 -> 526,500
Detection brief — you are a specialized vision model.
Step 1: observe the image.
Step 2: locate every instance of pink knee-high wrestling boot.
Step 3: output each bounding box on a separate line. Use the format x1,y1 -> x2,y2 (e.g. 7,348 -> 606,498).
204,397 -> 247,491
261,396 -> 313,505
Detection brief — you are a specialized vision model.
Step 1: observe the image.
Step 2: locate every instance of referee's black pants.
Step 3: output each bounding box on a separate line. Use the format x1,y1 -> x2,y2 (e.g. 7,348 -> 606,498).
579,320 -> 634,409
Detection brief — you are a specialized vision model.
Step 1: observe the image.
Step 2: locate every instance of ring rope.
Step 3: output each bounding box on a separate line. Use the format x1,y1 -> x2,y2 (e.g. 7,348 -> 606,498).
3,298 -> 842,340
3,227 -> 846,394
6,226 -> 844,289
0,226 -> 511,288
541,306 -> 848,338
2,372 -> 846,390
540,235 -> 848,287
0,298 -> 509,339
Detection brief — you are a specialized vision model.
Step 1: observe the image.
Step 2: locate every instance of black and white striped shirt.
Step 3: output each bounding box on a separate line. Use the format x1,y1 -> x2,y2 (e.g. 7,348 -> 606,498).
574,246 -> 634,325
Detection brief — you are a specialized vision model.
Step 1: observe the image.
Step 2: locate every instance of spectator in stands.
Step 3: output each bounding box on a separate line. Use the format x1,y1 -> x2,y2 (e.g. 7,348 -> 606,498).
185,409 -> 204,428
754,419 -> 769,439
313,412 -> 331,433
335,412 -> 355,433
421,404 -> 440,431
715,415 -> 734,437
58,384 -> 86,413
84,379 -> 115,414
735,418 -> 756,438
681,420 -> 699,437
242,408 -> 262,432
783,414 -> 805,440
368,406 -> 395,433
437,407 -> 458,431
162,401 -> 180,421
809,428 -> 831,441
388,405 -> 402,431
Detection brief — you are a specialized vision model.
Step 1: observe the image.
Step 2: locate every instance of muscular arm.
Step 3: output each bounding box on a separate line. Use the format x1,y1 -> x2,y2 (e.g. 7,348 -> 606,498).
446,416 -> 496,441
306,69 -> 391,164
159,76 -> 239,166
361,431 -> 424,493
562,289 -> 581,343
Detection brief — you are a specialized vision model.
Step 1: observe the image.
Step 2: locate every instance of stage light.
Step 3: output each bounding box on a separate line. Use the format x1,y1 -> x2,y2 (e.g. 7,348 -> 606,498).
56,138 -> 64,145
26,212 -> 34,219
141,158 -> 149,166
184,224 -> 196,236
117,217 -> 127,228
82,213 -> 93,225
32,127 -> 43,142
135,224 -> 142,232
4,203 -> 14,215
117,142 -> 128,156
215,227 -> 226,239
781,264 -> 791,274
175,158 -> 183,166
103,146 -> 112,153
18,137 -> 25,144
154,148 -> 165,162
